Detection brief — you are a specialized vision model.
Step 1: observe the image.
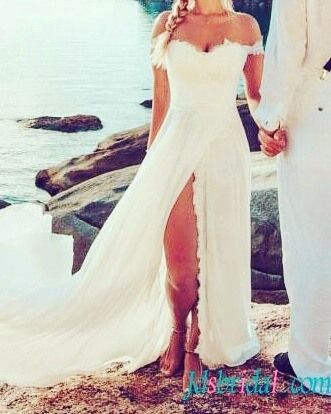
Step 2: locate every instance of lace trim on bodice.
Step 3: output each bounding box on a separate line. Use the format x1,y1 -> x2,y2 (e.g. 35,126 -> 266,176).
150,31 -> 170,70
150,32 -> 264,69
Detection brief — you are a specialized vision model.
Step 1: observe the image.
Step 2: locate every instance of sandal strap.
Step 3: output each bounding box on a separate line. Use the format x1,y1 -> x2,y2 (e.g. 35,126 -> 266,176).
172,327 -> 186,334
185,345 -> 198,354
184,348 -> 203,376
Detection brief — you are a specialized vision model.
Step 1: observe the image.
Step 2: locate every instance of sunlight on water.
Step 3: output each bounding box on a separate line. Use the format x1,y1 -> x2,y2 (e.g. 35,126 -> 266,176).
0,0 -> 270,202
0,0 -> 156,202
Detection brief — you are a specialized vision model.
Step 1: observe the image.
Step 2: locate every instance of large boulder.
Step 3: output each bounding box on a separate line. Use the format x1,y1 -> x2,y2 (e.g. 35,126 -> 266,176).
18,115 -> 103,133
41,111 -> 283,300
36,98 -> 261,196
36,124 -> 149,196
47,165 -> 138,229
251,189 -> 283,276
47,165 -> 138,272
251,268 -> 284,291
250,154 -> 282,277
47,154 -> 283,292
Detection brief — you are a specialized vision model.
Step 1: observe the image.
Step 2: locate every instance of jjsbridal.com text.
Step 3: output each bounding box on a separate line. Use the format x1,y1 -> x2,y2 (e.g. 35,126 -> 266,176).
183,369 -> 331,400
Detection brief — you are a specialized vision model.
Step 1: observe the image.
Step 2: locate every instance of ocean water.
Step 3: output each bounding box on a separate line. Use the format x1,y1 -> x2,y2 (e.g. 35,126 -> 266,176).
0,0 -> 271,203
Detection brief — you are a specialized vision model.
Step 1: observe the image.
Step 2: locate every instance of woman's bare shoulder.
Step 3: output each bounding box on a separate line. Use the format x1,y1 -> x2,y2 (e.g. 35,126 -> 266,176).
232,12 -> 262,44
151,11 -> 171,38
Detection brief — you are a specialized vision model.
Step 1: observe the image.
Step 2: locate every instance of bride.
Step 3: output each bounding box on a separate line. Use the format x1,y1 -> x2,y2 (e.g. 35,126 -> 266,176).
0,0 -> 264,391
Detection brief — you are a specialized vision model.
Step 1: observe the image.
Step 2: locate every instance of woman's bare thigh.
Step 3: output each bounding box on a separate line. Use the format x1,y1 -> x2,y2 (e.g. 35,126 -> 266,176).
164,175 -> 199,280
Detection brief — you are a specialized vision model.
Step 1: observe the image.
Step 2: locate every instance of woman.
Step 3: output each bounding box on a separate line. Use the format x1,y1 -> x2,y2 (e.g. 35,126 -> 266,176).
150,0 -> 265,390
0,0 -> 264,391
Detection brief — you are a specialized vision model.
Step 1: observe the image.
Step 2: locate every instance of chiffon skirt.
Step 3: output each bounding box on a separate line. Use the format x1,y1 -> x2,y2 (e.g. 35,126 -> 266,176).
0,104 -> 259,387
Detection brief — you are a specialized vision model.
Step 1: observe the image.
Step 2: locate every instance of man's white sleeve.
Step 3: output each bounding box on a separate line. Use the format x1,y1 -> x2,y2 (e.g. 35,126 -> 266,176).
254,0 -> 307,131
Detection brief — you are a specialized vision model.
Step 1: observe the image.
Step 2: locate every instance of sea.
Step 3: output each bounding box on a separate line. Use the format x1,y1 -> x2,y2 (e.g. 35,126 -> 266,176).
0,0 -> 271,202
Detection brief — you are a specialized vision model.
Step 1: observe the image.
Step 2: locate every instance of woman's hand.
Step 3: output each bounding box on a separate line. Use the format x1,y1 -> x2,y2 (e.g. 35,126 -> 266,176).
258,128 -> 287,157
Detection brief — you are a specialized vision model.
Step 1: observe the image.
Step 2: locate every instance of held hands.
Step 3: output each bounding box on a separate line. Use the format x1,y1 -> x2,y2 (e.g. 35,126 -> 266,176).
258,127 -> 287,157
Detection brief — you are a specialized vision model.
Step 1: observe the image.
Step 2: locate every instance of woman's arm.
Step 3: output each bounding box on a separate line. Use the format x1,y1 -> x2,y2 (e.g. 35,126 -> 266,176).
242,14 -> 264,116
147,12 -> 171,149
241,15 -> 287,157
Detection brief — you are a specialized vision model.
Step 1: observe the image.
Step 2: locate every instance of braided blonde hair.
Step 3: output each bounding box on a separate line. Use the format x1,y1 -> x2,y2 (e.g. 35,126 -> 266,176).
151,0 -> 234,68
165,0 -> 191,35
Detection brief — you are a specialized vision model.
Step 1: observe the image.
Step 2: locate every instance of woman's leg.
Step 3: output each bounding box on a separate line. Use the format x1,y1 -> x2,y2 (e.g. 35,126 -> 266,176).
160,175 -> 201,376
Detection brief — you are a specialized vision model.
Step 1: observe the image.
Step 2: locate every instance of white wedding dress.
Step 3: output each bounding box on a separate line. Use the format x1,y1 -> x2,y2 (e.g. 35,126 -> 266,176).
0,35 -> 263,387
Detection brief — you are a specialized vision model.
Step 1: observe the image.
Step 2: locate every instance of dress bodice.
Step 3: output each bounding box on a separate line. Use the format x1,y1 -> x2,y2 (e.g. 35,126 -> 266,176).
151,34 -> 264,111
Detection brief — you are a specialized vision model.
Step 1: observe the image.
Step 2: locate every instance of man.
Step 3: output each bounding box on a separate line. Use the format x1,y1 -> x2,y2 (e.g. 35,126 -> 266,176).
255,0 -> 331,395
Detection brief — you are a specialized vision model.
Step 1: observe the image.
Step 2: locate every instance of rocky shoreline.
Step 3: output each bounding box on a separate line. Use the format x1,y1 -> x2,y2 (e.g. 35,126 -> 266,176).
16,97 -> 283,304
1,97 -> 286,304
35,100 -> 260,196
45,156 -> 284,304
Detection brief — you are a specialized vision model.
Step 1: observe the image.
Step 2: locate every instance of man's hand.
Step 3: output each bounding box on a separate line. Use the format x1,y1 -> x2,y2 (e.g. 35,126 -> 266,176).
258,128 -> 287,157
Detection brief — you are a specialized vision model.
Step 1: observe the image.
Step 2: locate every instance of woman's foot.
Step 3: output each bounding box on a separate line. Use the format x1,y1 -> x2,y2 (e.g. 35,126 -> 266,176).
160,328 -> 186,377
182,349 -> 204,392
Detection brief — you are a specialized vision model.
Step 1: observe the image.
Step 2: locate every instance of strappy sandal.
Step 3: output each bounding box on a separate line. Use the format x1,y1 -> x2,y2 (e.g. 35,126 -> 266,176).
183,347 -> 204,393
159,328 -> 186,377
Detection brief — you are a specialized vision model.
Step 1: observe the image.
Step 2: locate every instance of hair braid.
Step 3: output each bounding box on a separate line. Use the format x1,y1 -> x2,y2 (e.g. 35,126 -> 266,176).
151,0 -> 190,68
165,0 -> 190,38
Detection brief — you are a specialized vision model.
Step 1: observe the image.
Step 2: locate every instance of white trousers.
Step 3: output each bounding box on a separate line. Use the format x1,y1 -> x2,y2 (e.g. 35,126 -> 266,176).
278,74 -> 331,395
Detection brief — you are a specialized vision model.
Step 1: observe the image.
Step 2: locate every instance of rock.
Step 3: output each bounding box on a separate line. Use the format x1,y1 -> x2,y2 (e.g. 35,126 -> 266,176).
0,200 -> 10,209
46,154 -> 276,230
140,99 -> 152,108
47,158 -> 282,286
36,101 -> 260,196
251,269 -> 285,291
41,115 -> 281,285
248,154 -> 281,279
36,124 -> 149,196
18,115 -> 103,133
47,165 -> 138,271
251,189 -> 283,276
252,290 -> 289,305
47,165 -> 138,229
97,123 -> 149,153
52,213 -> 99,273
